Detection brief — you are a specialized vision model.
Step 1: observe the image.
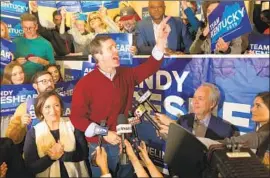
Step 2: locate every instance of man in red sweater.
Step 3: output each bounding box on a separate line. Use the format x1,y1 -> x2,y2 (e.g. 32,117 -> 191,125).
70,16 -> 171,177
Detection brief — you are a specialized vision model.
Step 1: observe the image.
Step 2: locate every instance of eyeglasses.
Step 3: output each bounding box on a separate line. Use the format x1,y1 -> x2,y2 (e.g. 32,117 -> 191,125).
37,79 -> 53,85
22,26 -> 36,31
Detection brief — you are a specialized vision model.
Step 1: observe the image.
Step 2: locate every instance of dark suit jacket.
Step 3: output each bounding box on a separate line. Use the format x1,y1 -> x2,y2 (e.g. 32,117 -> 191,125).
177,113 -> 237,140
135,16 -> 193,55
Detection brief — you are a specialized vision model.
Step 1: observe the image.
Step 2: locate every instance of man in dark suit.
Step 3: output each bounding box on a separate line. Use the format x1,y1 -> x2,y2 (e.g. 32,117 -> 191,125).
136,1 -> 193,55
154,83 -> 238,140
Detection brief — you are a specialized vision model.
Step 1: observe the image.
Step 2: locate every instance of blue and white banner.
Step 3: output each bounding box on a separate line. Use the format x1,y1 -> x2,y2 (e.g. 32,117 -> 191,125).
26,98 -> 39,130
56,1 -> 81,12
80,1 -> 119,12
0,0 -> 29,17
0,16 -> 23,39
248,33 -> 270,54
98,33 -> 133,65
81,61 -> 96,76
208,1 -> 252,51
1,38 -> 15,71
81,56 -> 269,171
37,1 -> 57,8
55,80 -> 78,117
1,84 -> 38,116
64,68 -> 82,81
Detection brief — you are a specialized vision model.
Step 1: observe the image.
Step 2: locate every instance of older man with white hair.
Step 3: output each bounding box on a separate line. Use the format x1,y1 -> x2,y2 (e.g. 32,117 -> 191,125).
154,82 -> 238,140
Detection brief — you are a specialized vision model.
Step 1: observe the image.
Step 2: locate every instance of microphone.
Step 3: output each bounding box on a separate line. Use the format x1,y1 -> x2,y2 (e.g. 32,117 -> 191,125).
138,90 -> 159,113
85,120 -> 108,167
117,114 -> 132,165
127,111 -> 141,154
132,100 -> 160,130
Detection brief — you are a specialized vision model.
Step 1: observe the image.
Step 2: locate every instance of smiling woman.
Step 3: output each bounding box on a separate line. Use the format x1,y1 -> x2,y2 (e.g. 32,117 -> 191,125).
1,61 -> 26,85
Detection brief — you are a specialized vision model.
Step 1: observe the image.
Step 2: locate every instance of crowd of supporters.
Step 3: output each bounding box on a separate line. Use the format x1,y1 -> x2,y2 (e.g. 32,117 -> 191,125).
0,1 -> 269,178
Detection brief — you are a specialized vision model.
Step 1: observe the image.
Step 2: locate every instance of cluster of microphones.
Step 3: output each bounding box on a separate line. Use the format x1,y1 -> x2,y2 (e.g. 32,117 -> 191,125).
85,90 -> 161,166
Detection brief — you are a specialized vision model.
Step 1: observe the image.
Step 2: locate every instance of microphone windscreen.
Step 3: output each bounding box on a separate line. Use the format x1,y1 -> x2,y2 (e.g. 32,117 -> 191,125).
85,122 -> 98,137
117,114 -> 128,125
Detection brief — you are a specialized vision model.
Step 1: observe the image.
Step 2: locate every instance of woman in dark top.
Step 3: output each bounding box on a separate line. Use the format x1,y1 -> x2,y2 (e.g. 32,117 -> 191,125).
23,91 -> 91,177
222,92 -> 270,167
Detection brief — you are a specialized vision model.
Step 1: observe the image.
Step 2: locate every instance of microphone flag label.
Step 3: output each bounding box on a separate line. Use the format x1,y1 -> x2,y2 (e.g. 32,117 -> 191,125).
116,124 -> 132,135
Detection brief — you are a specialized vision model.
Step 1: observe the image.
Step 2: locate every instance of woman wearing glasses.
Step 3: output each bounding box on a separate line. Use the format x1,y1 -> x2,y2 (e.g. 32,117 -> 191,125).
23,91 -> 92,177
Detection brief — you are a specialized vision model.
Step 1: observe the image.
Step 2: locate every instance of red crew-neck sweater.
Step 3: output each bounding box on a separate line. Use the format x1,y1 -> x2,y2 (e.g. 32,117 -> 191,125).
70,55 -> 163,143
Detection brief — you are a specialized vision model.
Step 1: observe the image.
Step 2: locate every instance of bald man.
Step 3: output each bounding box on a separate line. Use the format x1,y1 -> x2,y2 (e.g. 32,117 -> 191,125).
136,1 -> 193,55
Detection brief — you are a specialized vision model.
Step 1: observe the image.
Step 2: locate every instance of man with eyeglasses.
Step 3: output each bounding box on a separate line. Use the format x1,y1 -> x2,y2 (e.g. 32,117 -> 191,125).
5,71 -> 55,149
136,1 -> 193,55
13,13 -> 55,81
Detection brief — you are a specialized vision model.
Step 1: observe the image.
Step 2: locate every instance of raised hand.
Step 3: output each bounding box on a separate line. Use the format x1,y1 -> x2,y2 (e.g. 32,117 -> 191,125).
156,16 -> 171,53
0,162 -> 8,178
30,1 -> 38,13
99,6 -> 108,17
60,8 -> 67,19
216,37 -> 229,52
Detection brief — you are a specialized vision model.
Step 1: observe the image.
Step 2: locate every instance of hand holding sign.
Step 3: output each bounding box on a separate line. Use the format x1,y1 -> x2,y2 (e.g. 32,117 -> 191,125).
20,114 -> 31,127
60,7 -> 67,19
16,57 -> 27,65
216,37 -> 229,52
30,1 -> 38,13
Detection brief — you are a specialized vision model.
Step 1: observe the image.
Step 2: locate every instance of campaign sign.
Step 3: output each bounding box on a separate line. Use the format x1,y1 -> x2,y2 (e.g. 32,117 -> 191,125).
55,80 -> 78,117
81,61 -> 96,76
1,0 -> 29,17
142,7 -> 150,19
26,98 -> 40,130
37,1 -> 57,8
56,1 -> 81,12
0,16 -> 23,39
248,33 -> 270,54
208,1 -> 252,51
1,84 -> 38,116
64,68 -> 82,81
98,33 -> 133,65
1,38 -> 15,72
80,1 -> 119,12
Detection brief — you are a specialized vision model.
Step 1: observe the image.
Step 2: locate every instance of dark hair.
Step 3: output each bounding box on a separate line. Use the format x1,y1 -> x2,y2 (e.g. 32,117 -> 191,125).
31,71 -> 52,84
113,14 -> 121,23
45,64 -> 63,83
88,35 -> 112,63
256,92 -> 270,111
261,10 -> 270,25
35,90 -> 64,120
52,10 -> 60,19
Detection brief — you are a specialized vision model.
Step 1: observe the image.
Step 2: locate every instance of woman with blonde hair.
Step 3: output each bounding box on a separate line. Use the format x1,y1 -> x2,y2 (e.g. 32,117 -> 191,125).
0,21 -> 10,40
1,62 -> 26,138
1,61 -> 26,85
23,91 -> 91,177
60,6 -> 119,55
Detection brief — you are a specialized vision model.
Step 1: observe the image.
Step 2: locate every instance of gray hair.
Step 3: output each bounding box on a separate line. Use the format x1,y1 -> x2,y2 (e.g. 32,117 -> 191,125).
201,82 -> 220,109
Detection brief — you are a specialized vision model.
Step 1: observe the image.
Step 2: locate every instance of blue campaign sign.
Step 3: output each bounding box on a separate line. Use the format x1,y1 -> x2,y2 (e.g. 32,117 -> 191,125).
26,98 -> 40,130
64,68 -> 82,81
80,1 -> 119,12
98,33 -> 133,65
0,16 -> 23,39
248,33 -> 270,54
55,80 -> 78,117
208,1 -> 252,51
81,61 -> 96,76
37,1 -> 57,8
1,0 -> 29,17
0,84 -> 38,116
56,1 -> 81,12
1,38 -> 16,71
